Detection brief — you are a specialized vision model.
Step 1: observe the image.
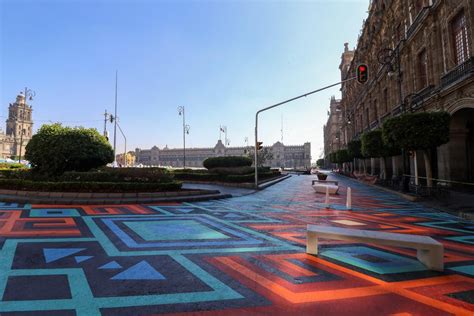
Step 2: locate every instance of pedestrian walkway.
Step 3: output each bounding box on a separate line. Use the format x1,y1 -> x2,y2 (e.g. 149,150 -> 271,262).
0,174 -> 472,315
182,182 -> 256,197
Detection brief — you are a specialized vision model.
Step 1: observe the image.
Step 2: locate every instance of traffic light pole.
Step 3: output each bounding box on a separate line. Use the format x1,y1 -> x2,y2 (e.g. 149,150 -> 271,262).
254,77 -> 356,188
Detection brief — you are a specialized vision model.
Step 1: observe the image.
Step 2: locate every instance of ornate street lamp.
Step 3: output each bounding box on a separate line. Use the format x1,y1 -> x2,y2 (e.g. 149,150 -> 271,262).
178,106 -> 190,168
377,46 -> 411,191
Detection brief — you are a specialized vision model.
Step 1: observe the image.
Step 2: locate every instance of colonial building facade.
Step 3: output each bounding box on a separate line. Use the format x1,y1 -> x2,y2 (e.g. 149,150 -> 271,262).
0,93 -> 34,159
327,0 -> 474,184
323,96 -> 343,164
135,140 -> 311,169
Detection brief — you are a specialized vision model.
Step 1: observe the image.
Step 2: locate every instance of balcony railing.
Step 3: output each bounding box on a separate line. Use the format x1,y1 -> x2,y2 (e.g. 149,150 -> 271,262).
392,104 -> 402,116
370,120 -> 379,130
440,57 -> 474,89
410,84 -> 435,111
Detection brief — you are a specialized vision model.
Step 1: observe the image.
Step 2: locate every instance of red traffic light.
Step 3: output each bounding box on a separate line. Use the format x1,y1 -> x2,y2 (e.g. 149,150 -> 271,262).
356,64 -> 369,84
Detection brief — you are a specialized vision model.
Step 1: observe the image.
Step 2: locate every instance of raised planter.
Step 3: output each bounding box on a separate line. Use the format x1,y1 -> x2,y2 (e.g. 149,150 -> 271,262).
317,173 -> 328,181
0,188 -> 230,205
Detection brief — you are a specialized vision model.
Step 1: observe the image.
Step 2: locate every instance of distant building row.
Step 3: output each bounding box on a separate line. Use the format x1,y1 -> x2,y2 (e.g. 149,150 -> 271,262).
134,140 -> 311,169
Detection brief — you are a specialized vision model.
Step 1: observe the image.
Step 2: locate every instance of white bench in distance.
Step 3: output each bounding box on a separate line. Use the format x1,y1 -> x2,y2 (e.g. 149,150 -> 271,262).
312,180 -> 339,194
306,225 -> 444,271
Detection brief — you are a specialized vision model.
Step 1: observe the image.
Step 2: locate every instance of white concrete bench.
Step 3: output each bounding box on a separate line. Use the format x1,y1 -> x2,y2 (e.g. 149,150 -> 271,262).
312,180 -> 339,194
306,225 -> 444,271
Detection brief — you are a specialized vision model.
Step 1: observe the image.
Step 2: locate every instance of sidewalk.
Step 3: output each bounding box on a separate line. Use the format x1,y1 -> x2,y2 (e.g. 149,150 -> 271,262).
181,182 -> 256,197
417,190 -> 474,220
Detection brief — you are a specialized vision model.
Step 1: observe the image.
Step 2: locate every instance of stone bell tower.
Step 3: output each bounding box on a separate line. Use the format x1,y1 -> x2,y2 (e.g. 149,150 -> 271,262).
6,92 -> 34,157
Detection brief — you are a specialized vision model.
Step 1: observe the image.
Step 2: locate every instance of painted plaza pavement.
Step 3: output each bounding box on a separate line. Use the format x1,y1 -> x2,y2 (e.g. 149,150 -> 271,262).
0,174 -> 473,315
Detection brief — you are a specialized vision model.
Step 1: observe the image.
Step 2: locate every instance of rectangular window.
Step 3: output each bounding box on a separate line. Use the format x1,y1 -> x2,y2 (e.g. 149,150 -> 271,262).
383,89 -> 388,114
373,100 -> 378,123
451,10 -> 470,65
366,108 -> 370,128
415,0 -> 424,14
396,23 -> 402,43
417,49 -> 428,90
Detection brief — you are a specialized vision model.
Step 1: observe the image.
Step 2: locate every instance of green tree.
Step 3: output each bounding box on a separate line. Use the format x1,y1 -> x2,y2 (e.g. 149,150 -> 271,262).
347,140 -> 362,159
382,111 -> 450,187
347,139 -> 363,173
336,149 -> 351,164
361,130 -> 385,158
316,158 -> 324,167
25,123 -> 114,175
247,148 -> 274,167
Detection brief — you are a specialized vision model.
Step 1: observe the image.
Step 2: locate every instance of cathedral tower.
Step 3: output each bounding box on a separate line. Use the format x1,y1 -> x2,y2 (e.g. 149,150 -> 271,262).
6,92 -> 34,157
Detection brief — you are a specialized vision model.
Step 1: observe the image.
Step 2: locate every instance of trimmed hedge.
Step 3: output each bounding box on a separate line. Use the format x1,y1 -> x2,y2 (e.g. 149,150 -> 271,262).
203,156 -> 252,169
336,149 -> 351,163
382,111 -> 450,150
0,163 -> 27,170
61,168 -> 174,183
316,159 -> 324,167
347,140 -> 362,159
0,168 -> 175,183
173,170 -> 280,183
209,166 -> 255,175
0,179 -> 181,192
361,130 -> 385,158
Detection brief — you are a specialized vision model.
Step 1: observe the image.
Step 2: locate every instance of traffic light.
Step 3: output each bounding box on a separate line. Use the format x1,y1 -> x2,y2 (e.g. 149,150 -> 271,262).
356,64 -> 368,84
256,141 -> 263,151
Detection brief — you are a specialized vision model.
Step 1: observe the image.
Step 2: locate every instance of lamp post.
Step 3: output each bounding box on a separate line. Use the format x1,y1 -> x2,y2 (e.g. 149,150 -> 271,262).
178,106 -> 190,169
18,87 -> 35,163
116,122 -> 127,167
377,46 -> 410,192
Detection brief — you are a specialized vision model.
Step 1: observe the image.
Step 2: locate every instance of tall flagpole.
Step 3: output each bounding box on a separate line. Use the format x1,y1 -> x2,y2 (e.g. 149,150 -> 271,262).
113,70 -> 118,165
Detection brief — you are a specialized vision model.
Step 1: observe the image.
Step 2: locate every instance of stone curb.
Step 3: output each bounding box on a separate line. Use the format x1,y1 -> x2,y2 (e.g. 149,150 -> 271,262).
257,174 -> 292,190
0,189 -> 227,205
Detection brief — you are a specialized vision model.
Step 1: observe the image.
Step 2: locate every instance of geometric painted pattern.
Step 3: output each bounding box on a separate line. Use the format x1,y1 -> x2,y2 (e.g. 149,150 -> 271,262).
0,175 -> 473,315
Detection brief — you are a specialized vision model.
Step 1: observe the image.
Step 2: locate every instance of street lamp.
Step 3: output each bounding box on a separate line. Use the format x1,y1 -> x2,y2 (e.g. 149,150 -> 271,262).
17,87 -> 35,163
178,106 -> 190,169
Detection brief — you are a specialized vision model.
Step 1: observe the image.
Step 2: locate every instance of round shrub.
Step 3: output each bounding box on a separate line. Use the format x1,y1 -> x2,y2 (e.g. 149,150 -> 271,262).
382,111 -> 450,150
203,156 -> 252,169
25,123 -> 114,175
347,140 -> 362,159
361,130 -> 385,158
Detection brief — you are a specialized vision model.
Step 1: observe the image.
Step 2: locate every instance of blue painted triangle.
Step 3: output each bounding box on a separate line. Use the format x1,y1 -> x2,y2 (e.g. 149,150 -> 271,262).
177,208 -> 194,213
43,248 -> 85,263
224,213 -> 242,219
75,256 -> 93,263
99,261 -> 122,270
111,260 -> 165,280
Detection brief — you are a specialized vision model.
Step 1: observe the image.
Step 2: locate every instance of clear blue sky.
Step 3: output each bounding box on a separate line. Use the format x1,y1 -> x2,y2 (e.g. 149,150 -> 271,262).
1,0 -> 369,162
